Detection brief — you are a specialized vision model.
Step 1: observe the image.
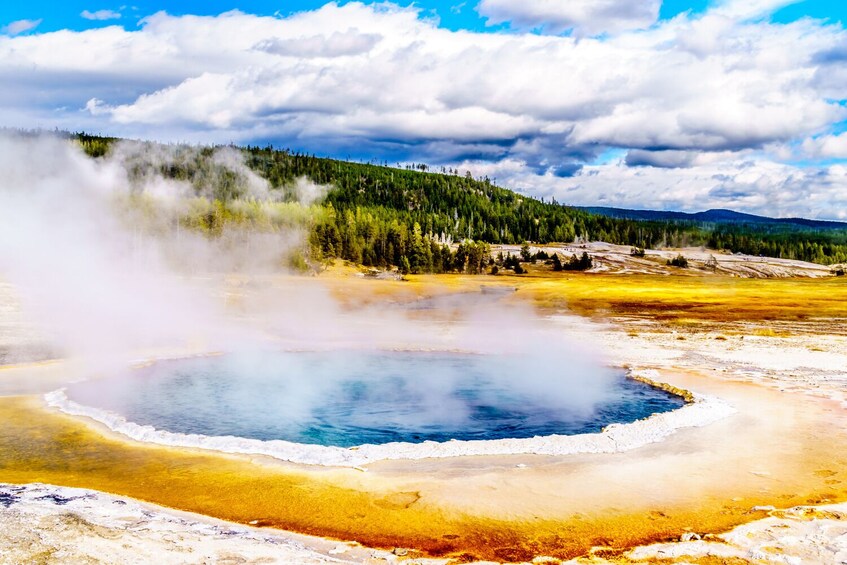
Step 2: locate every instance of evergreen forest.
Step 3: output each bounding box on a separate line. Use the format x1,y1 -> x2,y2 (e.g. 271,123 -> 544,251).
72,132 -> 847,273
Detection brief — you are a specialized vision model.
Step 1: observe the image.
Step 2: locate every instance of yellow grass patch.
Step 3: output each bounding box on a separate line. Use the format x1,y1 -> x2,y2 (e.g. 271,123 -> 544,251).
319,266 -> 847,325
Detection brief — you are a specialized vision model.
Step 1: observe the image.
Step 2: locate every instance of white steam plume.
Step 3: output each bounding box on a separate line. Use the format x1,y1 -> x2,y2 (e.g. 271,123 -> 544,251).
0,133 -> 325,369
0,132 -> 621,439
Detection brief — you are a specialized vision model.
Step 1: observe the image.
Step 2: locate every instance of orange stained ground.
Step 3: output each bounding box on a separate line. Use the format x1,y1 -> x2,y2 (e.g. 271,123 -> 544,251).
317,268 -> 847,324
2,270 -> 846,562
1,365 -> 846,563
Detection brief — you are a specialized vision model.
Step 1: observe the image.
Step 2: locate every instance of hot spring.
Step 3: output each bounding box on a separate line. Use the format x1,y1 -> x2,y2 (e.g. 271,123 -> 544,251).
62,350 -> 685,449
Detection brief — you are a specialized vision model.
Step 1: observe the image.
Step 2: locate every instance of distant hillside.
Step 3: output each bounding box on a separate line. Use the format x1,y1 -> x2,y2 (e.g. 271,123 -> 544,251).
64,132 -> 847,268
581,207 -> 847,231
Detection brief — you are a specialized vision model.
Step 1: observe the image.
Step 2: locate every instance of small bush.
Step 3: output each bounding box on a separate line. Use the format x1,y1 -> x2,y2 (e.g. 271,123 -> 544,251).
520,243 -> 532,262
287,250 -> 310,273
552,254 -> 563,271
562,252 -> 593,271
503,253 -> 520,271
667,254 -> 689,268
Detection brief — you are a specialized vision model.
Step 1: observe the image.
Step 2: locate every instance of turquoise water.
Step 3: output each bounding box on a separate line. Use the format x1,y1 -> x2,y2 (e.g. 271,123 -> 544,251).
66,351 -> 685,448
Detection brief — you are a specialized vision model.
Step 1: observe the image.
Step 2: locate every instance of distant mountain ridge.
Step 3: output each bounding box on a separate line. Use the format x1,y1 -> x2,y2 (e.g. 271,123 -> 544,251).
63,132 -> 847,266
579,207 -> 847,231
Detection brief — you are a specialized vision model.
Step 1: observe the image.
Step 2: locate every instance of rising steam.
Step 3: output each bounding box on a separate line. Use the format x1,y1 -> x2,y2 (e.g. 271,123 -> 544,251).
0,131 -> 618,435
0,133 -> 323,368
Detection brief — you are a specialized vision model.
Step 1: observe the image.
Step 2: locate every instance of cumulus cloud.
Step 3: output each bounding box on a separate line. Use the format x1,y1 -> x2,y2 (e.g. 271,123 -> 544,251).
61,5 -> 840,155
456,156 -> 847,220
0,2 -> 846,217
1,18 -> 42,36
476,0 -> 661,36
713,0 -> 801,20
254,28 -> 381,58
624,149 -> 733,169
803,133 -> 847,159
84,98 -> 110,116
81,9 -> 122,21
2,3 -> 842,155
813,41 -> 847,64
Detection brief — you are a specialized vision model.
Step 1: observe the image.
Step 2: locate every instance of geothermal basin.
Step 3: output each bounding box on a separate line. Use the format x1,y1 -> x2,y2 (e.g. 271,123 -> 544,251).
55,350 -> 685,461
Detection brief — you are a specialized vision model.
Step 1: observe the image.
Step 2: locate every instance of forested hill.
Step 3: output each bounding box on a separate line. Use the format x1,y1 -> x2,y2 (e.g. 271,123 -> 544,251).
72,133 -> 847,269
582,206 -> 847,231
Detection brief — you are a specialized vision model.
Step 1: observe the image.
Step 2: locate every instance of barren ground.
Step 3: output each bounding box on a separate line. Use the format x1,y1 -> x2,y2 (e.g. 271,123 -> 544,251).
1,247 -> 846,564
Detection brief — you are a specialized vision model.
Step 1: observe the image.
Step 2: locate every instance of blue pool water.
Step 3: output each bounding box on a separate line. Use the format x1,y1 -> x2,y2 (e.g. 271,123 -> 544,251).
66,351 -> 685,448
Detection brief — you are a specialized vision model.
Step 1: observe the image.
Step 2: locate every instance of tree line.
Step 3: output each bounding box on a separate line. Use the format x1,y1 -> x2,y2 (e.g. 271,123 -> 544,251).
72,133 -> 847,270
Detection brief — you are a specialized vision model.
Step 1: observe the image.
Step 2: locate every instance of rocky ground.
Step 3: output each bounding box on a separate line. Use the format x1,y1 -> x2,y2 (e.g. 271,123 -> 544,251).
0,483 -> 424,565
2,467 -> 846,564
575,319 -> 847,565
498,242 -> 841,278
583,502 -> 847,564
2,248 -> 846,564
4,319 -> 846,564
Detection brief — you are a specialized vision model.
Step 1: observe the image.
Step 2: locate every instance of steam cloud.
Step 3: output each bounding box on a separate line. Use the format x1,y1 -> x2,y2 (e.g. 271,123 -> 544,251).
0,133 -> 321,369
0,132 -> 617,435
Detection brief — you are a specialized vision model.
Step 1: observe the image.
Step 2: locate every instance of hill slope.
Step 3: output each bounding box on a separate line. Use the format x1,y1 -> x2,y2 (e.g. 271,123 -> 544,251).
582,206 -> 847,231
69,132 -> 847,268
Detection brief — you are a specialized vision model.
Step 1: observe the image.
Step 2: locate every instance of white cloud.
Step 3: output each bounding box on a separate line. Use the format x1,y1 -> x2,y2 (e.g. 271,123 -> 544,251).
713,0 -> 801,20
476,0 -> 661,36
1,19 -> 42,36
803,133 -> 847,159
254,29 -> 381,58
624,149 -> 739,168
85,98 -> 110,116
81,9 -> 122,21
0,2 -> 845,217
46,4 -> 839,155
458,156 -> 847,220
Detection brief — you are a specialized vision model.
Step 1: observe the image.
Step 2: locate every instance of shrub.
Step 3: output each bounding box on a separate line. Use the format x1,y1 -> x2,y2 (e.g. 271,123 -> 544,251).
667,254 -> 689,268
520,243 -> 532,262
552,253 -> 563,271
562,252 -> 592,271
287,250 -> 310,273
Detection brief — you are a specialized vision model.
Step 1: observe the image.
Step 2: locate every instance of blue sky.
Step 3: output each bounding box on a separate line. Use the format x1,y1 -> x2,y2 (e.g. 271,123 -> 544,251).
2,0 -> 847,218
4,0 -> 847,34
